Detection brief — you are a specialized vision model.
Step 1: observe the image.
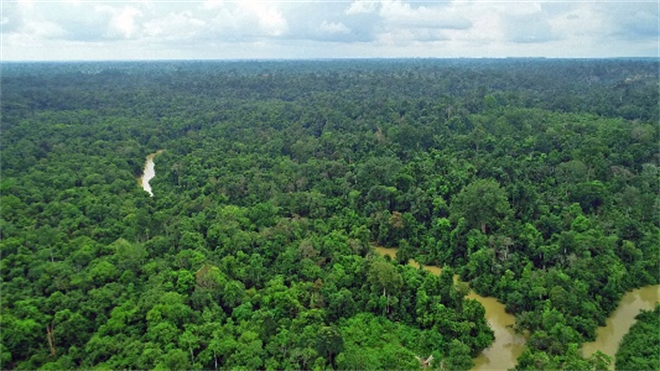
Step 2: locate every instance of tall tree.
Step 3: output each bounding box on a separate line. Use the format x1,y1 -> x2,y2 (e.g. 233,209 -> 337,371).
450,179 -> 511,234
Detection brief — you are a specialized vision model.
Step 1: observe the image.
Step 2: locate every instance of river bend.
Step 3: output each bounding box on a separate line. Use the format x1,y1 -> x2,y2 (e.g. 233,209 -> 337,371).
374,246 -> 525,371
138,150 -> 164,196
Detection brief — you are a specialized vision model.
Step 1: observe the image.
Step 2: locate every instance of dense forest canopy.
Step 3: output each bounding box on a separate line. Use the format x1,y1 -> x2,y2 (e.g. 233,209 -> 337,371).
1,59 -> 658,370
614,305 -> 660,371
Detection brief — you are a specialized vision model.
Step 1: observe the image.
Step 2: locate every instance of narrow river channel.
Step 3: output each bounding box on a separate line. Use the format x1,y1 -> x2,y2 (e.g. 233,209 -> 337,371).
138,150 -> 164,196
374,246 -> 525,371
582,285 -> 659,368
374,246 -> 659,370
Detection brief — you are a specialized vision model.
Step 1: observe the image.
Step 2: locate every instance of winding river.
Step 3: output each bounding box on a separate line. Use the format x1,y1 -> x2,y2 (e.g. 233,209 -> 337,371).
374,247 -> 525,371
582,285 -> 659,367
138,150 -> 164,196
135,153 -> 657,368
374,246 -> 659,370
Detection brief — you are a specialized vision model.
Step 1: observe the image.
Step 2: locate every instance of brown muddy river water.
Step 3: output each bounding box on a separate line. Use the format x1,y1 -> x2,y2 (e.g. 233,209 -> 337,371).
138,150 -> 164,196
582,285 -> 659,367
374,246 -> 658,370
374,246 -> 525,370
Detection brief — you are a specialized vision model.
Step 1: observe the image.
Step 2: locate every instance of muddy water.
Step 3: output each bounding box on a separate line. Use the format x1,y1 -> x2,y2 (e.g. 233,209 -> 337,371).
470,295 -> 526,371
375,246 -> 443,275
582,285 -> 660,366
138,150 -> 164,196
374,246 -> 525,370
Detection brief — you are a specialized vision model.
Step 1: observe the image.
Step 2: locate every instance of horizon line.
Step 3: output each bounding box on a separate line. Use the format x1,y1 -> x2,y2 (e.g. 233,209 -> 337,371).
3,56 -> 659,63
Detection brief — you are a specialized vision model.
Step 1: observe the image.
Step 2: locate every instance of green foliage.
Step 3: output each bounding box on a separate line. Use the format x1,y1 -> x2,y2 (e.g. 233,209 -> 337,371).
450,179 -> 511,234
1,59 -> 658,370
615,305 -> 660,371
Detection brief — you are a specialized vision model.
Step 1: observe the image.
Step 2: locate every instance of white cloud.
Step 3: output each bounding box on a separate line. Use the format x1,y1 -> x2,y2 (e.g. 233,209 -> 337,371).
95,5 -> 143,39
345,0 -> 379,15
201,0 -> 224,11
319,21 -> 350,35
203,2 -> 288,39
143,11 -> 205,40
378,1 -> 471,30
1,1 -> 657,60
595,2 -> 659,40
377,27 -> 449,45
503,12 -> 558,44
5,1 -> 67,39
240,2 -> 288,37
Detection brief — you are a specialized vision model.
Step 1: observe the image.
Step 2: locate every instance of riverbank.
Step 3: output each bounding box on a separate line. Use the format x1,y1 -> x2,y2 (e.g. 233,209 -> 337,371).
374,246 -> 525,371
582,285 -> 660,369
374,246 -> 659,371
138,150 -> 164,196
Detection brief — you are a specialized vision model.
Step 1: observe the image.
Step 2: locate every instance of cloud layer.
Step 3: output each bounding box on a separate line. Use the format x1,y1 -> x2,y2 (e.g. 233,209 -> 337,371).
1,0 -> 658,60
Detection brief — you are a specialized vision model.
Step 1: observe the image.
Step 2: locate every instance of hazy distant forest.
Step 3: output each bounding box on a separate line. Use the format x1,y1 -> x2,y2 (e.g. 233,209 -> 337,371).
1,59 -> 658,370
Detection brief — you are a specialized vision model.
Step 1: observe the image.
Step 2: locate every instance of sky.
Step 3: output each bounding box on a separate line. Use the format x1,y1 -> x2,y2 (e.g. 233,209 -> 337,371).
1,0 -> 659,61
